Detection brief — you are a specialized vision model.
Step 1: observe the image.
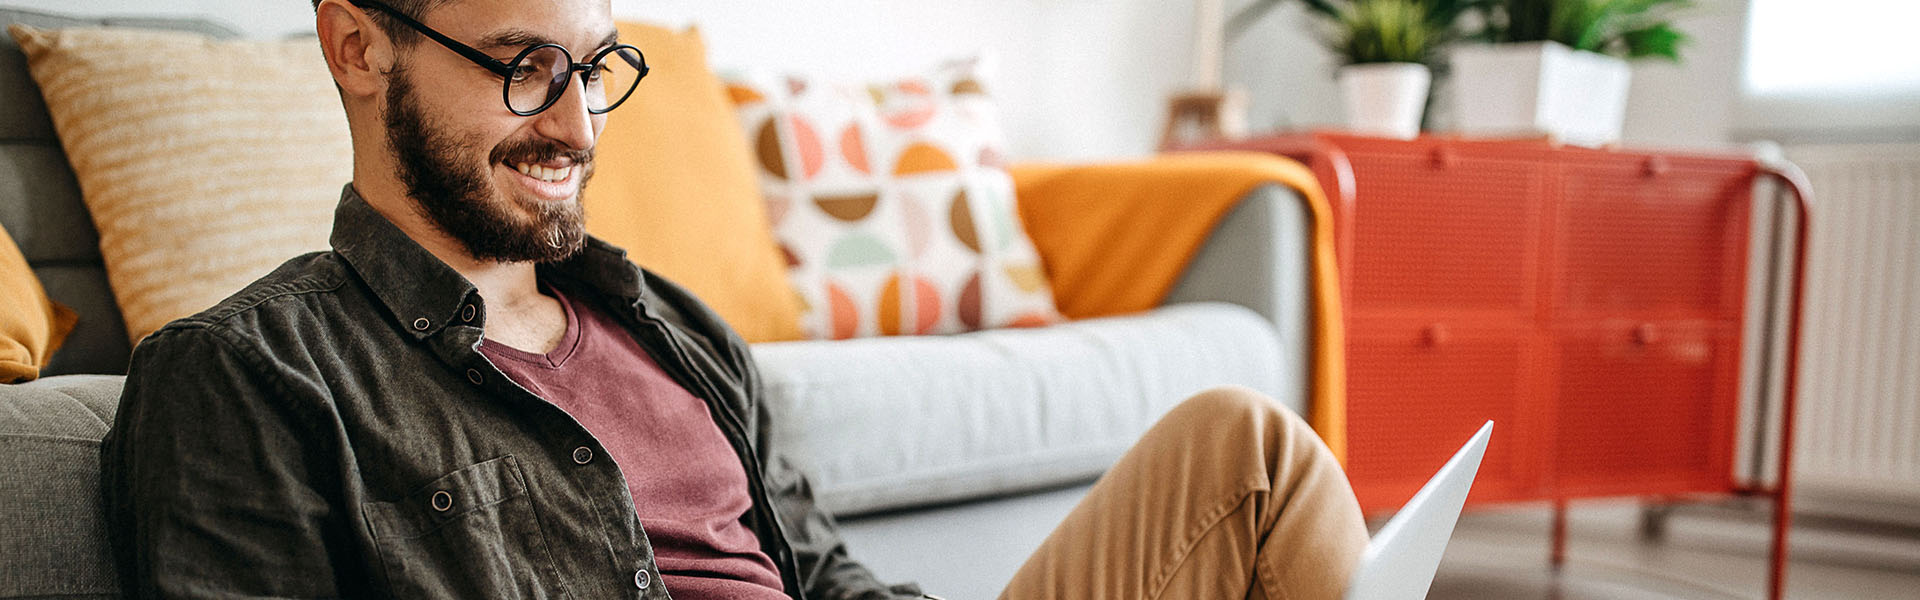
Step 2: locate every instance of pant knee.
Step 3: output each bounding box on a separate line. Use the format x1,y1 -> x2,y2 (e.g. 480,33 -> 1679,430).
1175,385 -> 1305,428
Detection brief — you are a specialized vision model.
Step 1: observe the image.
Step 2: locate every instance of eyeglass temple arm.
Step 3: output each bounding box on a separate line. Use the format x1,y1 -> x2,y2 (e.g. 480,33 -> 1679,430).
348,0 -> 515,78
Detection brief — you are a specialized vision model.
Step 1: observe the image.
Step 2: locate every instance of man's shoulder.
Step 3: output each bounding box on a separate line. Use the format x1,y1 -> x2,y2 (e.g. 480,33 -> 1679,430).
145,250 -> 358,344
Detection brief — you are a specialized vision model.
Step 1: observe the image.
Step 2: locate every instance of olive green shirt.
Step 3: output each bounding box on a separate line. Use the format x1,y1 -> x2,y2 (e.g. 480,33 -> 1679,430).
101,186 -> 927,600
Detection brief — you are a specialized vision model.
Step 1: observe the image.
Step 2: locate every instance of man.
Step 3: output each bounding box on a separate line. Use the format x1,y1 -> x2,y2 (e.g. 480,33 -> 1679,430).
99,0 -> 1370,597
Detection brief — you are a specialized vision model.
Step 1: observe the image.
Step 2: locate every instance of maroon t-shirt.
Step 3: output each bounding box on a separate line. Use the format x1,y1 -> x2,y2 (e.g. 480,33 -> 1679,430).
479,286 -> 787,599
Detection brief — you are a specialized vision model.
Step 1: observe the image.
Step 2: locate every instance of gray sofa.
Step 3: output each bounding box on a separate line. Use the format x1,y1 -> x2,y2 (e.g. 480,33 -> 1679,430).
0,8 -> 1318,599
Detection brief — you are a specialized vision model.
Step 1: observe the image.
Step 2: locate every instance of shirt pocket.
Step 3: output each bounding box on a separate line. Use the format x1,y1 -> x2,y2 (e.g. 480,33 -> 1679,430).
362,455 -> 569,599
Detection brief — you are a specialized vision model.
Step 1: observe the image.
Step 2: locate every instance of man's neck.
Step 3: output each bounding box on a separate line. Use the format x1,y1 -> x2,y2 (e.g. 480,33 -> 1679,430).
351,180 -> 552,334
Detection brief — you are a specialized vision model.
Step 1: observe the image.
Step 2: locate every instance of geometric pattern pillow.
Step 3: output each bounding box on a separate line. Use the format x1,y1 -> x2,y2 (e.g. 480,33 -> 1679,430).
725,56 -> 1060,339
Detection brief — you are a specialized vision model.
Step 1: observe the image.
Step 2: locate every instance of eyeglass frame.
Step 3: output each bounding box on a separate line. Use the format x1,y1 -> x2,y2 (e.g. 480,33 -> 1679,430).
347,0 -> 649,117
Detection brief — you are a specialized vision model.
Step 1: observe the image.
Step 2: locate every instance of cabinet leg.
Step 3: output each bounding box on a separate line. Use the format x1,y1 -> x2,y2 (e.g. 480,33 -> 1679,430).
1638,500 -> 1672,542
1551,500 -> 1568,572
1770,488 -> 1793,599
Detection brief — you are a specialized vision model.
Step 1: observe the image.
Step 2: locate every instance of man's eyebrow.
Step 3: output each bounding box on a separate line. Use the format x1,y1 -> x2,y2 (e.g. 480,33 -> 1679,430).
476,29 -> 622,54
476,29 -> 554,51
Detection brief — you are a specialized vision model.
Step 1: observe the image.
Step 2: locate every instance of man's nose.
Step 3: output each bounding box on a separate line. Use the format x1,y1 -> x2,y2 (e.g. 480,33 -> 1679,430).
534,72 -> 598,152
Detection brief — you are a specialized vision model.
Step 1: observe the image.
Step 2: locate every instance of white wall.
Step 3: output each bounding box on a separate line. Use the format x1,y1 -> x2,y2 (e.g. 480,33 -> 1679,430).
4,0 -> 1757,157
606,0 -> 1200,161
3,0 -> 1201,161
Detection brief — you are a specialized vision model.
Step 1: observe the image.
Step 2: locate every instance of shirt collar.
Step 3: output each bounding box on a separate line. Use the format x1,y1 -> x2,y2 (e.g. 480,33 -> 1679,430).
329,185 -> 477,340
328,185 -> 652,340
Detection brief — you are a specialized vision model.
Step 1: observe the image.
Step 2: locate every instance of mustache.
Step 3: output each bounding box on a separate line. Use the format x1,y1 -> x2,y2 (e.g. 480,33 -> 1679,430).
490,138 -> 594,167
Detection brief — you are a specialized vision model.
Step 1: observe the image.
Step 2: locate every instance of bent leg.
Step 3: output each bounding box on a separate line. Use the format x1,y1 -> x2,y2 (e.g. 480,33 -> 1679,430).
1000,386 -> 1367,600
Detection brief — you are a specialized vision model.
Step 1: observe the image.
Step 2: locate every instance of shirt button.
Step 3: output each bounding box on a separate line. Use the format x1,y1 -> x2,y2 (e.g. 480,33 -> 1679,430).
572,446 -> 593,465
430,490 -> 453,512
466,369 -> 483,385
412,317 -> 431,331
461,304 -> 477,323
633,568 -> 650,590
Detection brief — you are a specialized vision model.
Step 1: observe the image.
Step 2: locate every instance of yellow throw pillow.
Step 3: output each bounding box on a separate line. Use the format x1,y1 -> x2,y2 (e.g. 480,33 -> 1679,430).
0,225 -> 77,383
10,25 -> 347,345
586,22 -> 804,343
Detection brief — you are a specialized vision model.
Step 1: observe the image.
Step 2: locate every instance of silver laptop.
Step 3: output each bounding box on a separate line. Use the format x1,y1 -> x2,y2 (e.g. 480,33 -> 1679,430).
1344,421 -> 1494,600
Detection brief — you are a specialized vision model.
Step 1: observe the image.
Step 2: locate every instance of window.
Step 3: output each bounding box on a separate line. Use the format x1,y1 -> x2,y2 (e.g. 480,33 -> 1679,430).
1738,0 -> 1920,140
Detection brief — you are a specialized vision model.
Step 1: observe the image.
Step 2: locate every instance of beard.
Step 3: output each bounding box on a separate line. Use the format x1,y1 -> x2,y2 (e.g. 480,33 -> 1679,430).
382,68 -> 593,264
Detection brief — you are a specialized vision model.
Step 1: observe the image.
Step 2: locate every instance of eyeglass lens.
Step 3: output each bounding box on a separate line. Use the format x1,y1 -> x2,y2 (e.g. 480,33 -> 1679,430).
507,46 -> 644,115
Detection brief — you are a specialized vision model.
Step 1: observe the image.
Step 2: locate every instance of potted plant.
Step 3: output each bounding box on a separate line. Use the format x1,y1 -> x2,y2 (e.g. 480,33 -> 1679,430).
1308,0 -> 1447,138
1219,0 -> 1482,139
1450,0 -> 1688,145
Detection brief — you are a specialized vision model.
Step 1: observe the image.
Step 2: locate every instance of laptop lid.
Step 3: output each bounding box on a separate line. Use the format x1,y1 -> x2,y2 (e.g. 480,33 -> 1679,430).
1343,421 -> 1494,600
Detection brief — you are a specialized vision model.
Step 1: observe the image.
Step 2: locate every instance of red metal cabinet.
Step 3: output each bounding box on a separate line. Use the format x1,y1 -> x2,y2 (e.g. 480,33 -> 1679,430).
1344,146 -> 1545,315
1181,132 -> 1811,600
1188,133 -> 1759,511
1550,320 -> 1743,497
1346,319 -> 1546,507
1554,153 -> 1755,319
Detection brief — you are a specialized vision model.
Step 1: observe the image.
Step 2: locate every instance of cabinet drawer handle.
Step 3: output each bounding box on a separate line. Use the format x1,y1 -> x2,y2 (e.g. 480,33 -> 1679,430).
1642,156 -> 1670,178
1421,323 -> 1451,347
1632,323 -> 1658,345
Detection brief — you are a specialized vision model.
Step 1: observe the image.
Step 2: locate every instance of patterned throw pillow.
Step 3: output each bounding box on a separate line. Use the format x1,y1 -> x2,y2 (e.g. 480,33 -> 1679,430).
726,57 -> 1060,339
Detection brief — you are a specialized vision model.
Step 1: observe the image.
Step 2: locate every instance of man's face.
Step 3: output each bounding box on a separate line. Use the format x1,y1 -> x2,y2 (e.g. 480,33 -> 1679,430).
378,0 -> 616,264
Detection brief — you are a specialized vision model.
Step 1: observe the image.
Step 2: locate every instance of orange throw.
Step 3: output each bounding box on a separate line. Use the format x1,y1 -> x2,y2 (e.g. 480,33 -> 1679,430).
1009,152 -> 1348,461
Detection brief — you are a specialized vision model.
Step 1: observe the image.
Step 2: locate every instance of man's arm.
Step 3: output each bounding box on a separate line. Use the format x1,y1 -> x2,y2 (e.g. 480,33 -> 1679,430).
638,268 -> 932,599
760,452 -> 933,600
101,324 -> 358,598
735,344 -> 931,600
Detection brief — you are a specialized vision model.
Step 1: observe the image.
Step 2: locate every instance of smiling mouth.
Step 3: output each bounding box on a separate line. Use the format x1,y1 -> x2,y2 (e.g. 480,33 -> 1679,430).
510,161 -> 576,183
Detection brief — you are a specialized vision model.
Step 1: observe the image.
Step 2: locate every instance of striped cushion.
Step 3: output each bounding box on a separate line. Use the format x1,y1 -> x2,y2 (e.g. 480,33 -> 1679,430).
10,25 -> 347,344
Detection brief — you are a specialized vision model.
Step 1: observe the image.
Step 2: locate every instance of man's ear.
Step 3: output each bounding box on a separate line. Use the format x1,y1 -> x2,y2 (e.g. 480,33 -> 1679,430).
315,0 -> 390,99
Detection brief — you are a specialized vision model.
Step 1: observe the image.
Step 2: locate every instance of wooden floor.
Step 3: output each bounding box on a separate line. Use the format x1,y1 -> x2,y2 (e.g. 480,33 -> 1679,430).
1427,499 -> 1920,599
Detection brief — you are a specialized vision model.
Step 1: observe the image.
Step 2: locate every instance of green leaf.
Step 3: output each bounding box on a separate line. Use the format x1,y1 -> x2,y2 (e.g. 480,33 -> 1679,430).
1302,0 -> 1347,18
1620,22 -> 1685,60
1482,0 -> 1687,60
1324,0 -> 1442,64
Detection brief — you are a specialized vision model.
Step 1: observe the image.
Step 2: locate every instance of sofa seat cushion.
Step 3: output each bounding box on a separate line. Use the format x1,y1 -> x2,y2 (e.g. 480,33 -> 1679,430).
0,374 -> 124,598
751,301 -> 1293,516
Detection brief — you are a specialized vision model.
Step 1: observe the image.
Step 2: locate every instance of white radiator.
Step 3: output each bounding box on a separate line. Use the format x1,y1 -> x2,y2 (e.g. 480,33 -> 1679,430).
1782,144 -> 1920,517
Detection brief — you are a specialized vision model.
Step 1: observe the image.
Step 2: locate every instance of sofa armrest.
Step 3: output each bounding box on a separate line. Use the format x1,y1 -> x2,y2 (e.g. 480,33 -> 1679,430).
1163,184 -> 1313,412
1010,154 -> 1330,426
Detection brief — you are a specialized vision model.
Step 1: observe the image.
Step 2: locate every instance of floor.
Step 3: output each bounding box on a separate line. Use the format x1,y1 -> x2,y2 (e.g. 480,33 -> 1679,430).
1428,500 -> 1920,599
839,487 -> 1920,599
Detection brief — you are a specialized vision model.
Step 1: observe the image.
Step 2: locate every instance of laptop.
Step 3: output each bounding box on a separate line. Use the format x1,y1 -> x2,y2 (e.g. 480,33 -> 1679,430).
1344,421 -> 1494,600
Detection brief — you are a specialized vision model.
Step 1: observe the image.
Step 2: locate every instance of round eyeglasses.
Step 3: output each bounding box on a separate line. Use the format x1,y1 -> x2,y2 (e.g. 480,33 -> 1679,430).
499,43 -> 647,116
350,0 -> 649,116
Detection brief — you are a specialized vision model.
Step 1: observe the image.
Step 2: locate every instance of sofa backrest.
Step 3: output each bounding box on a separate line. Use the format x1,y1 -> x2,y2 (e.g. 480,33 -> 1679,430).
0,9 -> 238,377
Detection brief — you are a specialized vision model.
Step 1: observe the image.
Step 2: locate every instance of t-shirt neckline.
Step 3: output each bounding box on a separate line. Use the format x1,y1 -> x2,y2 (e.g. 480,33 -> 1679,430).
478,282 -> 584,370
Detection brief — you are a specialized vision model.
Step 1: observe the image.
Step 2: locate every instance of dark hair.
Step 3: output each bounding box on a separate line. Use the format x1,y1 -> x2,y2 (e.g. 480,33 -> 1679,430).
314,0 -> 446,47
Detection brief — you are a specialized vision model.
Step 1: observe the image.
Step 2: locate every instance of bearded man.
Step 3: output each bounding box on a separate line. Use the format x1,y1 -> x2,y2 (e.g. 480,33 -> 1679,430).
99,0 -> 1370,598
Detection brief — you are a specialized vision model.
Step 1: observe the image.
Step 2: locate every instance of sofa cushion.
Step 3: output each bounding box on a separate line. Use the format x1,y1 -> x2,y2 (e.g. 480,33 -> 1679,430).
583,22 -> 805,343
751,302 -> 1294,515
0,374 -> 124,598
0,223 -> 74,383
11,24 -> 348,346
726,58 -> 1062,340
0,9 -> 238,377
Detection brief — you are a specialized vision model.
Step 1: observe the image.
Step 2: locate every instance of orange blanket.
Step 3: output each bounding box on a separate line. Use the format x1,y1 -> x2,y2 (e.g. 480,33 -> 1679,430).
1009,152 -> 1347,461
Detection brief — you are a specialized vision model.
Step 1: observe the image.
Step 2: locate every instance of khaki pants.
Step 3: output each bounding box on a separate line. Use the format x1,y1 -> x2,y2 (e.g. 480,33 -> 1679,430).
1000,386 -> 1368,600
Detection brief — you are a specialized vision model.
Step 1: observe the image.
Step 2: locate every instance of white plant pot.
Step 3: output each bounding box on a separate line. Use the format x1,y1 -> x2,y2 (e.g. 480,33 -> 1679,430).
1337,62 -> 1431,140
1449,41 -> 1631,146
